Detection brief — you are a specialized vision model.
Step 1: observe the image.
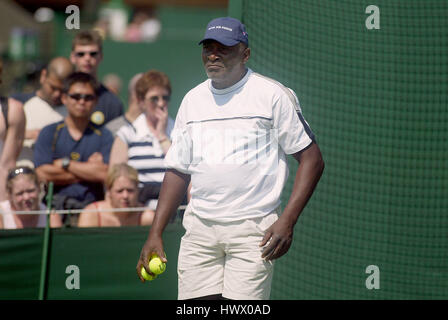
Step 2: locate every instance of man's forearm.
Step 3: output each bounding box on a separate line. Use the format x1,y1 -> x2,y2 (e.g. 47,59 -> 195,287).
149,169 -> 190,237
0,169 -> 9,201
68,161 -> 108,183
36,165 -> 79,185
281,143 -> 325,226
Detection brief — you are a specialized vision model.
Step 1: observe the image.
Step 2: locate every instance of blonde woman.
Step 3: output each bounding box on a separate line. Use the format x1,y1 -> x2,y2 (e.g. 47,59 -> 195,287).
0,166 -> 62,229
78,163 -> 154,227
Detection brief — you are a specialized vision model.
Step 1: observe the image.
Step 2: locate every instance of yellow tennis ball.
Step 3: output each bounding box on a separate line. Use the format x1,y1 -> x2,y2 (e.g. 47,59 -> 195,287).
141,266 -> 156,281
149,256 -> 166,275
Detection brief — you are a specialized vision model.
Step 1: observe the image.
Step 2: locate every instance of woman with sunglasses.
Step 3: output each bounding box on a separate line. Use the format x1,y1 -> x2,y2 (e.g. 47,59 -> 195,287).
78,163 -> 154,227
109,70 -> 175,208
0,166 -> 62,229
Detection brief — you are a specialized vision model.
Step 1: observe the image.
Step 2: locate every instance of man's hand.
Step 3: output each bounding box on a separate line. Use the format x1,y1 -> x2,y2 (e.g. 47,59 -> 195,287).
53,158 -> 64,169
259,142 -> 324,261
136,233 -> 167,282
87,152 -> 103,163
136,169 -> 190,282
259,217 -> 294,261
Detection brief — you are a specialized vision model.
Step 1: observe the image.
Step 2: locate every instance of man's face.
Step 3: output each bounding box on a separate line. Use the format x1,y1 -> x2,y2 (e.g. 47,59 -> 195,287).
70,44 -> 102,75
201,40 -> 250,88
39,71 -> 64,106
61,82 -> 97,120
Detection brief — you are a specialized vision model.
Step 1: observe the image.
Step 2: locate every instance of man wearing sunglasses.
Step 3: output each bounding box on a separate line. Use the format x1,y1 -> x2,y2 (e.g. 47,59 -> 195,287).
70,30 -> 124,126
33,72 -> 114,225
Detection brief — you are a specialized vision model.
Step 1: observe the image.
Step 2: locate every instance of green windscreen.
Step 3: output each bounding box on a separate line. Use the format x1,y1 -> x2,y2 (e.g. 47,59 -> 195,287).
237,0 -> 448,299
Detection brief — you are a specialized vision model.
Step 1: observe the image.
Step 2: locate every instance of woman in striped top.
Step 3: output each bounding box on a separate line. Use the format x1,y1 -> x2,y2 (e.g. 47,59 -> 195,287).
109,70 -> 175,208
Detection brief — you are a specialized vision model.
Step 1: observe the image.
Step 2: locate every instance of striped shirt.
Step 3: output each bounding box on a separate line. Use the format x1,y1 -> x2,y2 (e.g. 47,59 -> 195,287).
117,113 -> 174,185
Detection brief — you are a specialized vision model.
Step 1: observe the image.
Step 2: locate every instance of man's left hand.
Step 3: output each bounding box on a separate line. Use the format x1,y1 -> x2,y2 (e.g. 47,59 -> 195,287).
259,217 -> 294,261
87,152 -> 103,163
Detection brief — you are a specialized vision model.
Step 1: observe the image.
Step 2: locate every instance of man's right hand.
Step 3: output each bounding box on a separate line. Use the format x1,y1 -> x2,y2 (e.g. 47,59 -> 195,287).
135,169 -> 190,282
136,232 -> 167,282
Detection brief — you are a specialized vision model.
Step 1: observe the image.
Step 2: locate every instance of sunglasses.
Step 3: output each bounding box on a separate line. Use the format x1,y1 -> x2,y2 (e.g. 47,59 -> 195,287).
68,93 -> 96,101
7,167 -> 34,181
74,51 -> 99,58
145,95 -> 170,104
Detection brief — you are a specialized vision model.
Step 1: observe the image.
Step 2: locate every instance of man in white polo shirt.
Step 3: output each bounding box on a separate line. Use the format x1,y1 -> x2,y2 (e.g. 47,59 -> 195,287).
136,17 -> 324,300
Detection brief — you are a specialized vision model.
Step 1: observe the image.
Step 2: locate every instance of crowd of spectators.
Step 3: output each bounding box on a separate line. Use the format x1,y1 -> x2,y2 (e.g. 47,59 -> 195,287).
0,29 -> 177,229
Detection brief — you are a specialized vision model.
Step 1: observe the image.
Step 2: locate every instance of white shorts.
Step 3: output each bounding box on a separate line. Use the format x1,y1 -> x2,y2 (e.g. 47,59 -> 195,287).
177,208 -> 279,300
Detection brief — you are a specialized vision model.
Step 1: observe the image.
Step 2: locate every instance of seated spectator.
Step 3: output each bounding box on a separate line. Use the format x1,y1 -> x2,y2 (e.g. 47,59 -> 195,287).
109,70 -> 174,209
0,166 -> 62,229
33,72 -> 114,225
106,72 -> 143,136
17,57 -> 73,168
70,29 -> 124,126
124,8 -> 162,43
78,163 -> 154,227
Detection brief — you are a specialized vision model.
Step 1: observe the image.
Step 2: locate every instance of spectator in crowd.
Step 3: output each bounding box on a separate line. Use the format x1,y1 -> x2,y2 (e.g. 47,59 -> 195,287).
0,166 -> 62,229
109,70 -> 174,208
78,163 -> 154,227
124,9 -> 161,43
33,72 -> 113,225
70,30 -> 124,126
17,57 -> 74,168
106,72 -> 143,136
0,58 -> 26,220
10,58 -> 72,106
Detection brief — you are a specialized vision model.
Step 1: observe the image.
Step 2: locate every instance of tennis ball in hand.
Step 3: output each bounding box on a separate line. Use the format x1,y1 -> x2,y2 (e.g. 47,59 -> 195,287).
149,256 -> 166,275
141,266 -> 156,281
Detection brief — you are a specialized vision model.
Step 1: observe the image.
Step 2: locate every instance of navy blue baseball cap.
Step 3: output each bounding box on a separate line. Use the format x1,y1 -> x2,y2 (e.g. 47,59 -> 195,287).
199,17 -> 249,47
